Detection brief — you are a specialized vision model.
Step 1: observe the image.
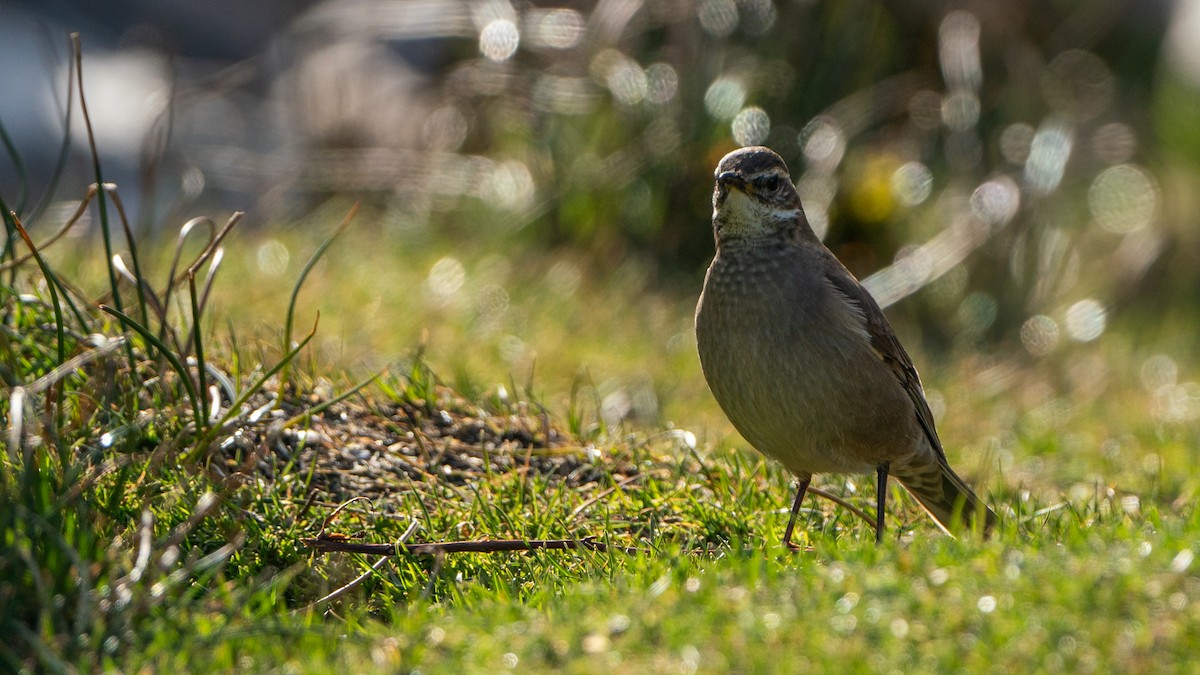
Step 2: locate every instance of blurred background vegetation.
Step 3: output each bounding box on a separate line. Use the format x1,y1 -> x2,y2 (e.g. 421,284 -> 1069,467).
2,0 -> 1199,450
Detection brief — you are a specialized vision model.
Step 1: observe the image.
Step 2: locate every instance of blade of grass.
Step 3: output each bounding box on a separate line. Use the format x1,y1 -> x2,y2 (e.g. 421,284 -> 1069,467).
280,203 -> 359,392
72,35 -> 121,319
72,34 -> 136,367
160,216 -> 214,346
6,209 -> 66,365
196,248 -> 224,324
185,211 -> 242,278
104,184 -> 151,329
179,212 -> 242,359
188,273 -> 209,421
182,247 -> 226,359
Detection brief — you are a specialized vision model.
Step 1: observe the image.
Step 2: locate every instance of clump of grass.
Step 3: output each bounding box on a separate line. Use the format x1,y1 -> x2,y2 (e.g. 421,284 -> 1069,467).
0,36 -> 366,668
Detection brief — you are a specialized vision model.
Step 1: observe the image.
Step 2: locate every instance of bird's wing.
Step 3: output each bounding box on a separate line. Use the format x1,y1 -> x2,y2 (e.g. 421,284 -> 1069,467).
822,265 -> 949,464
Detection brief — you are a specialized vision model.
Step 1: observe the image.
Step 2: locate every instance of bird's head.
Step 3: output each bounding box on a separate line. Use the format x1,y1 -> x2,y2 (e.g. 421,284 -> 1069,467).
711,146 -> 809,245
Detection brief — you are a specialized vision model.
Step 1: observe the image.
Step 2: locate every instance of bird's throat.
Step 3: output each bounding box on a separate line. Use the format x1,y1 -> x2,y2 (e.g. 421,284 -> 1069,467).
713,191 -> 800,243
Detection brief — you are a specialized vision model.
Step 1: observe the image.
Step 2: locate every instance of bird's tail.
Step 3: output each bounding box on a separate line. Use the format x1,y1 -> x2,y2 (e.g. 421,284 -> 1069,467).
896,463 -> 998,536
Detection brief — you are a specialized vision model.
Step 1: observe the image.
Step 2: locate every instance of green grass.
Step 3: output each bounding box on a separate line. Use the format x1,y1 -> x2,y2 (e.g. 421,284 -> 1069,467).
4,207 -> 1199,672
122,485 -> 1200,673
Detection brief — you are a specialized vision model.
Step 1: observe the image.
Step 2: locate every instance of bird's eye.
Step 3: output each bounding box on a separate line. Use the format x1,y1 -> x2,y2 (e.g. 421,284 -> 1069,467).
758,175 -> 781,191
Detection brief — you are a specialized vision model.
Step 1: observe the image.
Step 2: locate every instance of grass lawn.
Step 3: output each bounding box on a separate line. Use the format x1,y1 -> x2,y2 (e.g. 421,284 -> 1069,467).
3,201 -> 1199,673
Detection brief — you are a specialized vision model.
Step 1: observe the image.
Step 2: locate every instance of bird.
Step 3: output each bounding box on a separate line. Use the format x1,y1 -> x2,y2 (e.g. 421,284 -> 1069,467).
694,145 -> 997,546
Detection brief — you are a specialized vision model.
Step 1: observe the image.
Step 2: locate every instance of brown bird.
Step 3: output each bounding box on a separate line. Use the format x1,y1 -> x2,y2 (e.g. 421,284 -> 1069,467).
694,146 -> 997,545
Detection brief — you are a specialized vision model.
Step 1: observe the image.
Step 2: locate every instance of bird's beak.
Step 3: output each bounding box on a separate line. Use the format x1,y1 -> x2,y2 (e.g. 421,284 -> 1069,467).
717,171 -> 747,191
715,171 -> 746,204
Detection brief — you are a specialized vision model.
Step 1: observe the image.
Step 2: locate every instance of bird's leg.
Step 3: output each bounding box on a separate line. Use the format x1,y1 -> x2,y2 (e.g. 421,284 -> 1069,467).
782,475 -> 811,551
875,462 -> 890,544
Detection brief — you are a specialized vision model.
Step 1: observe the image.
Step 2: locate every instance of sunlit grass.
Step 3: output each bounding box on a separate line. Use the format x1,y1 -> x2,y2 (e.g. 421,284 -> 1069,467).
42,199 -> 714,427
128,494 -> 1200,673
37,197 -> 1200,506
6,206 -> 1195,671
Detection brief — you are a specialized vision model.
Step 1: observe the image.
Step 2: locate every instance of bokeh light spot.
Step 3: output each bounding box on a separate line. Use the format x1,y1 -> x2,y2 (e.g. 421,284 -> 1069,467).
498,335 -> 528,365
1025,119 -> 1073,195
941,91 -> 980,131
479,19 -> 520,62
698,0 -> 739,37
606,58 -> 648,105
645,63 -> 679,104
800,117 -> 846,173
423,106 -> 469,151
182,166 -> 205,198
970,176 -> 1020,225
424,257 -> 466,306
797,173 -> 836,240
999,123 -> 1036,165
939,10 -> 982,90
1064,298 -> 1106,342
484,160 -> 535,211
1140,354 -> 1178,391
256,239 -> 290,277
732,107 -> 771,146
531,9 -> 584,49
1020,315 -> 1059,356
1089,164 -> 1158,234
704,78 -> 746,120
1154,382 -> 1200,423
891,162 -> 933,206
977,595 -> 997,614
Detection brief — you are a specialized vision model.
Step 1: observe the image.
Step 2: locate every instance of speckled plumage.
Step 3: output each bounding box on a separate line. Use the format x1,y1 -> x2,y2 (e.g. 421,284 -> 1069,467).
695,146 -> 996,542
